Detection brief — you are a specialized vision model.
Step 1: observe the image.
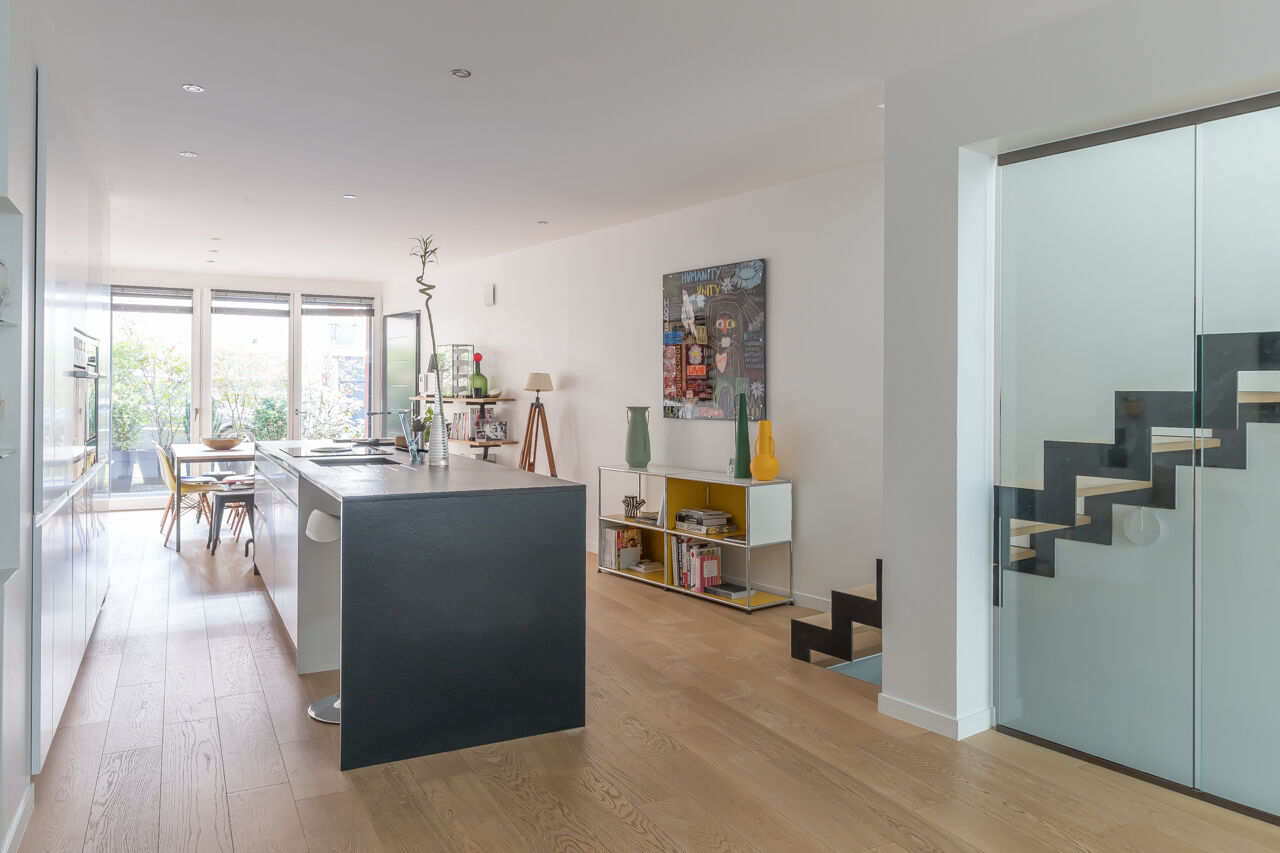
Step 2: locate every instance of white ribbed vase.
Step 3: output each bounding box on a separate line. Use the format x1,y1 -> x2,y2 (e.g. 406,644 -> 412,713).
428,393 -> 449,466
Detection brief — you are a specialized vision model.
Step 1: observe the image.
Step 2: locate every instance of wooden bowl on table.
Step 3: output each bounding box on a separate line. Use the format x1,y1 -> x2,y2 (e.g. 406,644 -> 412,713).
201,438 -> 243,451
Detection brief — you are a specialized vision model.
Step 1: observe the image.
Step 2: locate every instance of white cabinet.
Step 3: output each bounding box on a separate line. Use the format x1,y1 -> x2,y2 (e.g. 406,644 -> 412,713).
253,451 -> 299,651
274,488 -> 299,648
33,465 -> 109,771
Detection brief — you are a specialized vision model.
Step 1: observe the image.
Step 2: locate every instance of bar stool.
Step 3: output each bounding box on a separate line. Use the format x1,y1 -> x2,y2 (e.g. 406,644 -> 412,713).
305,509 -> 342,725
208,487 -> 255,555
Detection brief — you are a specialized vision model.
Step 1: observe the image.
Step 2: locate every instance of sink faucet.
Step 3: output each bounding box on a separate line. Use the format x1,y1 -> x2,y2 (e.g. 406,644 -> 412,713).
368,410 -> 422,462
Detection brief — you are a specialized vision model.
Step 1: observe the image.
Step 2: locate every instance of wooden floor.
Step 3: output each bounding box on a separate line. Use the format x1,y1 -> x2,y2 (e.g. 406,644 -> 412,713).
20,509 -> 1280,852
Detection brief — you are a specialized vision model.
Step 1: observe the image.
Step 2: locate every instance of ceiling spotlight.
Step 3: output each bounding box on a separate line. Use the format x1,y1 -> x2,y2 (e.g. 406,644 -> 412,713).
204,259 -> 216,263
450,68 -> 472,79
209,249 -> 219,253
210,236 -> 222,241
342,194 -> 358,199
178,151 -> 198,158
537,220 -> 548,225
181,83 -> 205,93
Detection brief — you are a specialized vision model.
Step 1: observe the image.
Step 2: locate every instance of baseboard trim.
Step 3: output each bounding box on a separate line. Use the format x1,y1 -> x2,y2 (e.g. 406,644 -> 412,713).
2,782 -> 34,853
878,693 -> 993,740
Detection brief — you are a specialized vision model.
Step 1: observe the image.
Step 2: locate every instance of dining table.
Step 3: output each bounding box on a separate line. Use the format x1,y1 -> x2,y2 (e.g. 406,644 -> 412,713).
169,442 -> 256,552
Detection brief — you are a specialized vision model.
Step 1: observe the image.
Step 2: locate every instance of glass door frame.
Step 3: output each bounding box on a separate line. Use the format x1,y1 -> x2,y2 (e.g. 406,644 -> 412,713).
993,87 -> 1280,821
107,280 -> 383,508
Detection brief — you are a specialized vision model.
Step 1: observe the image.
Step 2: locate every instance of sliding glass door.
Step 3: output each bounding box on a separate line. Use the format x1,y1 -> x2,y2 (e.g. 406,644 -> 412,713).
107,286 -> 380,500
996,98 -> 1280,814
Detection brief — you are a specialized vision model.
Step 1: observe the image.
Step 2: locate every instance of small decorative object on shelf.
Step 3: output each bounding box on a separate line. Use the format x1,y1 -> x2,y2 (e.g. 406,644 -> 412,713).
625,406 -> 651,469
469,352 -> 489,397
733,393 -> 750,478
621,495 -> 645,518
411,235 -> 448,467
750,419 -> 779,481
435,344 -> 475,397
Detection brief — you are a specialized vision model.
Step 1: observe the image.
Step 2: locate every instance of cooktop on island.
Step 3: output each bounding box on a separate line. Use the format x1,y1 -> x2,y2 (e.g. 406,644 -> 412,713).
279,444 -> 392,459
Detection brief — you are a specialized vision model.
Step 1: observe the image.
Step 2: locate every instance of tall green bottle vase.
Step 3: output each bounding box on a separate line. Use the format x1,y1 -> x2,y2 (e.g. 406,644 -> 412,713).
625,406 -> 651,469
734,393 -> 751,478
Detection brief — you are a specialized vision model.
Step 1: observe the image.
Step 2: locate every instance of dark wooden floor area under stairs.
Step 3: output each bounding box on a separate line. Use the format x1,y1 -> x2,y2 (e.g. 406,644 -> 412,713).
790,559 -> 882,663
996,330 -> 1280,588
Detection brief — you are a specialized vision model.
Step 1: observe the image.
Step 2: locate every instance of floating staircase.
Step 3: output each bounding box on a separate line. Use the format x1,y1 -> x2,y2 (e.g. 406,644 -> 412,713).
996,331 -> 1280,588
791,558 -> 881,662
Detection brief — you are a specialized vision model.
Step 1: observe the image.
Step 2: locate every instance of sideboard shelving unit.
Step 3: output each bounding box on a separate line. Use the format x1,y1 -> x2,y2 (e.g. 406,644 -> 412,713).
597,464 -> 793,612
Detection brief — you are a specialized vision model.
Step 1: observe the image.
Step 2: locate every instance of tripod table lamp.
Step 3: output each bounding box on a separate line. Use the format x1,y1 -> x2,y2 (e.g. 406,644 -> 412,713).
519,373 -> 557,477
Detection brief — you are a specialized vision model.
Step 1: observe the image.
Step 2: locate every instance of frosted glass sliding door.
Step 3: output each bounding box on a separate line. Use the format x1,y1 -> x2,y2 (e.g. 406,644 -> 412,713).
1198,104 -> 1280,815
996,127 -> 1198,785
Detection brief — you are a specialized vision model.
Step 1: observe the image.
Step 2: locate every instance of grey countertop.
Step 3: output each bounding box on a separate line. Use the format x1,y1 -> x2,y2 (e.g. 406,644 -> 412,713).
256,441 -> 581,503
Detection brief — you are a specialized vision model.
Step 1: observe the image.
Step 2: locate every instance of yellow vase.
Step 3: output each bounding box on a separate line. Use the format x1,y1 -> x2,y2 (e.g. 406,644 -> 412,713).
750,420 -> 780,481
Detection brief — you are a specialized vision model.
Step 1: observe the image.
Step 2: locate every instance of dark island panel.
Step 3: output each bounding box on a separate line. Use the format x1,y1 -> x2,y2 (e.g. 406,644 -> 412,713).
339,485 -> 586,770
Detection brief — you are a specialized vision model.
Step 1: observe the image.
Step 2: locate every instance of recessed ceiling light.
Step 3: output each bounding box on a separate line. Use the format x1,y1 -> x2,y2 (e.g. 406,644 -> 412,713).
342,194 -> 358,200
181,83 -> 205,93
209,249 -> 219,253
178,150 -> 198,158
210,236 -> 222,241
450,68 -> 472,79
204,259 -> 216,264
537,220 -> 548,225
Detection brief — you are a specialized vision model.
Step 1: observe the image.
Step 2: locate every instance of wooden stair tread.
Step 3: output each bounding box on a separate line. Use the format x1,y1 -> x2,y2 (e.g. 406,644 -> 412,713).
1009,514 -> 1091,537
1074,476 -> 1152,497
1150,436 -> 1222,453
795,611 -> 876,633
1240,392 -> 1280,404
835,583 -> 877,600
1010,546 -> 1036,562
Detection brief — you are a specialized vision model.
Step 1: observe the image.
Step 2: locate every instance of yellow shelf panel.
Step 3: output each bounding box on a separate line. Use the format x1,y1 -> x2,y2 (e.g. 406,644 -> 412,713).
673,587 -> 791,610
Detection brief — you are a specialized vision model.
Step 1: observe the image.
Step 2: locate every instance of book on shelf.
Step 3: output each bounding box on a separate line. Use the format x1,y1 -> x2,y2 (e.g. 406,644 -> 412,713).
674,520 -> 739,536
635,510 -> 661,525
600,527 -> 643,570
671,537 -> 722,592
704,581 -> 749,600
676,508 -> 733,524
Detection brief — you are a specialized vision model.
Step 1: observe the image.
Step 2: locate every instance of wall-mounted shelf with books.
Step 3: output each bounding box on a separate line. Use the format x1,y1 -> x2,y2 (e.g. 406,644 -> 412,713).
596,464 -> 793,612
449,439 -> 518,448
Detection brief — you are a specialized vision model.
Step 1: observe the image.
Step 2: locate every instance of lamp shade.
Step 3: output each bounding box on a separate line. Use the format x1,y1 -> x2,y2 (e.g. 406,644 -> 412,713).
524,373 -> 554,393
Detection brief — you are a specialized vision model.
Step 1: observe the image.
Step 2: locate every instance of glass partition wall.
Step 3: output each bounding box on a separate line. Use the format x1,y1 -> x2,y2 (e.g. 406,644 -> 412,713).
996,98 -> 1280,816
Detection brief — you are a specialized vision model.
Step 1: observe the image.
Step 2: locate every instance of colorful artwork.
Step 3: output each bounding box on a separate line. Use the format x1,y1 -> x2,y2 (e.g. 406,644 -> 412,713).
662,259 -> 765,420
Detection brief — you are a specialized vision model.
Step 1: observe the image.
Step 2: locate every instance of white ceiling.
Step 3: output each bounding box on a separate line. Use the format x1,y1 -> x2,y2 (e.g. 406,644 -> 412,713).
48,0 -> 1107,283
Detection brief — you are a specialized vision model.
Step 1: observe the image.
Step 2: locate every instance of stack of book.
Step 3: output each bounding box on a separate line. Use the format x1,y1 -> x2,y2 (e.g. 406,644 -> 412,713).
672,537 -> 722,592
600,527 -> 643,570
674,507 -> 738,536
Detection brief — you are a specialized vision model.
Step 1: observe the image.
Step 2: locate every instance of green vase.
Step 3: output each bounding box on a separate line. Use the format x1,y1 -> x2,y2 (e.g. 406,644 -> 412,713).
625,406 -> 651,469
733,393 -> 750,478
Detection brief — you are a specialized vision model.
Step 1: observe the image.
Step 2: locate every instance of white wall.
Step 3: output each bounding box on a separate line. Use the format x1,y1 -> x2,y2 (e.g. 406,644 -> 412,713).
383,163 -> 884,608
881,0 -> 1280,739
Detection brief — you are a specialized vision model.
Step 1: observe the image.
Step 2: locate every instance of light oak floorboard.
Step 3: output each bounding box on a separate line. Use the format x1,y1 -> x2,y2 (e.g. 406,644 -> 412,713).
21,511 -> 1280,853
82,745 -> 162,852
227,783 -> 307,853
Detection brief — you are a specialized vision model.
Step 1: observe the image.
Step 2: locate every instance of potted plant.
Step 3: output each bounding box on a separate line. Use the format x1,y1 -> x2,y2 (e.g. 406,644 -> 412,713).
412,235 -> 448,466
109,395 -> 143,492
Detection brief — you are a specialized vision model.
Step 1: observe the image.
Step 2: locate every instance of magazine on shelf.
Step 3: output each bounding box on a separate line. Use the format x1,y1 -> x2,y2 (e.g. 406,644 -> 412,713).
704,581 -> 749,600
600,526 -> 643,570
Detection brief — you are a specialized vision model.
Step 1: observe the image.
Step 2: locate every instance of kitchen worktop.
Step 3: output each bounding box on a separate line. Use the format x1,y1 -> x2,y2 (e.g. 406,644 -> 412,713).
256,440 -> 578,502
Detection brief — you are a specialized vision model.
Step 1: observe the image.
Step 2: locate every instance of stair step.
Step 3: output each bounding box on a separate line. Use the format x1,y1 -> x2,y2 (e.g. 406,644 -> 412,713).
1010,546 -> 1036,562
835,582 -> 877,600
1074,476 -> 1152,497
1009,514 -> 1091,537
1240,392 -> 1280,404
796,611 -> 876,634
1151,436 -> 1222,453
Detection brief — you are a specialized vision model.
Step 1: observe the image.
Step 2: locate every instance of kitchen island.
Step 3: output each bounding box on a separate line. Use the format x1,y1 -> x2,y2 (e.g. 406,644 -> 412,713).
253,441 -> 585,770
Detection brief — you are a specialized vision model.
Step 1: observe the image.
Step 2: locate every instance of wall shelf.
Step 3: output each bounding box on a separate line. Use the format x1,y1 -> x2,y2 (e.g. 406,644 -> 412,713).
449,439 -> 518,448
410,395 -> 515,404
597,465 -> 793,612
